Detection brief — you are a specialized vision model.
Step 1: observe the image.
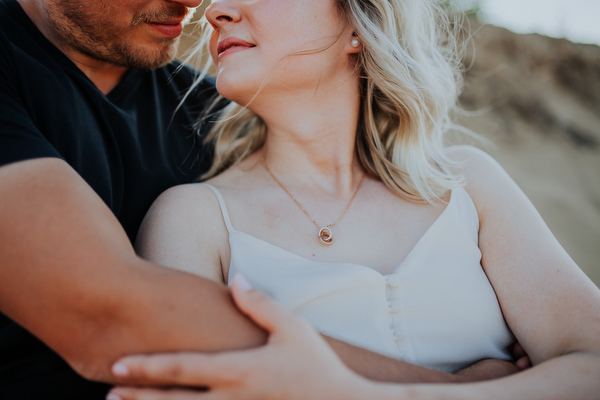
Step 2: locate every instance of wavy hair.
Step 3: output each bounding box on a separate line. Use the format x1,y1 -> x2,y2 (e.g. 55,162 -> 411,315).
192,0 -> 466,202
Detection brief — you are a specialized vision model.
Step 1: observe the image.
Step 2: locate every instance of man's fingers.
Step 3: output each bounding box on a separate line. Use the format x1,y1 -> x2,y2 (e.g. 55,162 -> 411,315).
515,355 -> 532,370
112,352 -> 250,387
511,342 -> 527,359
510,342 -> 531,370
108,387 -> 211,400
230,273 -> 307,337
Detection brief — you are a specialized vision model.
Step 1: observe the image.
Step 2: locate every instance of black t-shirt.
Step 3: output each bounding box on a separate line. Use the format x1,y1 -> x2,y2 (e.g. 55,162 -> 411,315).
0,0 -> 218,397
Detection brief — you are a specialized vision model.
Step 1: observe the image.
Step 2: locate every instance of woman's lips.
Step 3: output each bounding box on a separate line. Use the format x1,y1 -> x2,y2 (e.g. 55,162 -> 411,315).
217,38 -> 256,57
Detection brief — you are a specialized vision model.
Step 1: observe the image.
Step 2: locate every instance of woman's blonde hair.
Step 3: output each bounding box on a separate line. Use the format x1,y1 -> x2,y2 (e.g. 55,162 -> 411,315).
192,0 -> 466,202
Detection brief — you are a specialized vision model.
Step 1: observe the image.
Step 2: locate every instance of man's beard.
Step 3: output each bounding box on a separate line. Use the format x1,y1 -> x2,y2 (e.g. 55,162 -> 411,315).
45,0 -> 189,69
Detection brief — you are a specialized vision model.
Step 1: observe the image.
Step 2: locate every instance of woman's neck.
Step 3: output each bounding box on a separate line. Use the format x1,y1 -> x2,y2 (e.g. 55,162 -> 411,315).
251,75 -> 363,195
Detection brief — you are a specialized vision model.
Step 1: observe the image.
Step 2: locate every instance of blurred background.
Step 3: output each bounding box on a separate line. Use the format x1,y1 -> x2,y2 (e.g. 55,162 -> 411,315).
178,0 -> 600,286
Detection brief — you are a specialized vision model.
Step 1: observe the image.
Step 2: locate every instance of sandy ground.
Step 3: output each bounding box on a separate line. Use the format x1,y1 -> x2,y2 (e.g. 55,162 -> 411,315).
456,20 -> 600,286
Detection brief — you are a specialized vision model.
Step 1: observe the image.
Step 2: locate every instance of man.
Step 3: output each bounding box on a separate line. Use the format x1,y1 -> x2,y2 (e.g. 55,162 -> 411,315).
0,0 -> 265,397
0,0 -> 523,398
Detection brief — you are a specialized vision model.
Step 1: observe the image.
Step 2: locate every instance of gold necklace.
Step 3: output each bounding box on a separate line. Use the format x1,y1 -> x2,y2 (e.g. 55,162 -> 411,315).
261,158 -> 366,246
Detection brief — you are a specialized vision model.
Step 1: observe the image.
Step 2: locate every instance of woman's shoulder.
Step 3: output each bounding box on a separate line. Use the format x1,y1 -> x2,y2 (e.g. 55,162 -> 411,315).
136,182 -> 230,281
140,182 -> 232,246
146,160 -> 260,232
443,145 -> 510,182
443,145 -> 499,170
150,182 -> 224,216
442,145 -> 523,216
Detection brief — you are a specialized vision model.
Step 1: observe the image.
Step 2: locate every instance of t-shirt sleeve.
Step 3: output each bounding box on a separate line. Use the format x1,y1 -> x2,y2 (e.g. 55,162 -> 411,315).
0,35 -> 62,168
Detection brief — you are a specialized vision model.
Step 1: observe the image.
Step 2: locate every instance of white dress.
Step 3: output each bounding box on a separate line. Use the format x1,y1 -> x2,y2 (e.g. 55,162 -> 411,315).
201,184 -> 514,372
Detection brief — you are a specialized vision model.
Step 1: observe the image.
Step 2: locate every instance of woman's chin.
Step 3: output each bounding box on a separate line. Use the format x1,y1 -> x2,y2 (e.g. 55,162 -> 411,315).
215,81 -> 255,106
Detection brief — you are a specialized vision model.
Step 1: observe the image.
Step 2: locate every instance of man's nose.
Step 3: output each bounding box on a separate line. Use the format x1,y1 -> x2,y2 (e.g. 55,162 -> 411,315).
170,0 -> 205,9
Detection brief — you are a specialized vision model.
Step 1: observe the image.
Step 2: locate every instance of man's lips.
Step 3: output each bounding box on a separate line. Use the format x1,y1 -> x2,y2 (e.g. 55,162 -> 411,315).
217,38 -> 256,57
146,19 -> 184,38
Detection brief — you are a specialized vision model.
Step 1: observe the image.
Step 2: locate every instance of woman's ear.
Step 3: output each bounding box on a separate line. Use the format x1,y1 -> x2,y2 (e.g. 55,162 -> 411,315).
346,34 -> 362,54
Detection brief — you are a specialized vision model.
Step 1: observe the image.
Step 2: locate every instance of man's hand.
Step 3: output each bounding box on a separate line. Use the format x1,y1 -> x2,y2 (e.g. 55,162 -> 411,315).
511,342 -> 532,370
108,274 -> 367,400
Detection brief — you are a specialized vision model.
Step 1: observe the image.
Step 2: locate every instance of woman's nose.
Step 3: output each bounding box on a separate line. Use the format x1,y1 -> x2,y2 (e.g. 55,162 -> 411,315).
205,0 -> 242,29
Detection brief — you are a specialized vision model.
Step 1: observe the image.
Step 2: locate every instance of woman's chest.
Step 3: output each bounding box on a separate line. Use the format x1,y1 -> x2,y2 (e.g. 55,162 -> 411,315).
225,186 -> 455,275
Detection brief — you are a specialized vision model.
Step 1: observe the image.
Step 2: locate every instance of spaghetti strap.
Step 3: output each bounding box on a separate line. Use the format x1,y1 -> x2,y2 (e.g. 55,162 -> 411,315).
199,183 -> 235,233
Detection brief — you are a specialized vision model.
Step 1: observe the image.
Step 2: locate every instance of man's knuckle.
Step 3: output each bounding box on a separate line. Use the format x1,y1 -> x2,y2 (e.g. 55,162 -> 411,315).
162,361 -> 185,380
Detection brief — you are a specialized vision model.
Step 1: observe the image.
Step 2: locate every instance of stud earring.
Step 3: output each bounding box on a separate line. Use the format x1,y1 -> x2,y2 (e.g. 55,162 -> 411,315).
351,38 -> 360,48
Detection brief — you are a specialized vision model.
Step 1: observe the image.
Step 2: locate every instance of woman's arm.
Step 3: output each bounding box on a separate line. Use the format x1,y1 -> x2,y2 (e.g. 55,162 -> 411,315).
433,146 -> 600,398
457,146 -> 600,366
361,146 -> 600,398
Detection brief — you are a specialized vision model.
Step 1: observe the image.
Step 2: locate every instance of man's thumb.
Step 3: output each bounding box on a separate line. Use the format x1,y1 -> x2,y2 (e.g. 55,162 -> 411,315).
230,273 -> 290,335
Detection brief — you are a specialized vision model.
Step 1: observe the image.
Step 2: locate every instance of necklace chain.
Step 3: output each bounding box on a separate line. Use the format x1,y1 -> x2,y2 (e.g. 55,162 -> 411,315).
261,157 -> 365,245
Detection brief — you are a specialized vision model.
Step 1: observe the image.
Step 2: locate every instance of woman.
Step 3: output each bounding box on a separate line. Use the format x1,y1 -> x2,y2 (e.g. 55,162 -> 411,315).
110,0 -> 600,397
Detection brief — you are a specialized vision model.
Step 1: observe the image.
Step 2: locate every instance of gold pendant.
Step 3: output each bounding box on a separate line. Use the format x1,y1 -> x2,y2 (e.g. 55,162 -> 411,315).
319,227 -> 333,245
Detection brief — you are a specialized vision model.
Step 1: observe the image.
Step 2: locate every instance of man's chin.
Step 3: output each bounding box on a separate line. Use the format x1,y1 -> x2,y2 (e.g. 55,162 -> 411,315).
112,42 -> 179,70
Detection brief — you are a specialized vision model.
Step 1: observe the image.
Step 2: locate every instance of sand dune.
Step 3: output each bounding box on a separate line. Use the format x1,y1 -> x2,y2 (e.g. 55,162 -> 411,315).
456,20 -> 600,286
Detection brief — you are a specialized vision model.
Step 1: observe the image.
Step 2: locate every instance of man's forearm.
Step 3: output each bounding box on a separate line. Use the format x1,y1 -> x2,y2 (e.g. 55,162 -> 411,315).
325,337 -> 523,383
324,336 -> 468,383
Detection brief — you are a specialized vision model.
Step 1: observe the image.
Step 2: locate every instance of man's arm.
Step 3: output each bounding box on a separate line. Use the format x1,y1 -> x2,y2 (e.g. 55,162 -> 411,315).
323,337 -> 520,383
0,158 -> 517,385
0,158 -> 267,383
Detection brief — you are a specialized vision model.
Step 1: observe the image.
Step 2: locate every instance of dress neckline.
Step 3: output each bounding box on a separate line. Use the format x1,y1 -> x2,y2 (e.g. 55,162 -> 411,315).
201,183 -> 461,279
